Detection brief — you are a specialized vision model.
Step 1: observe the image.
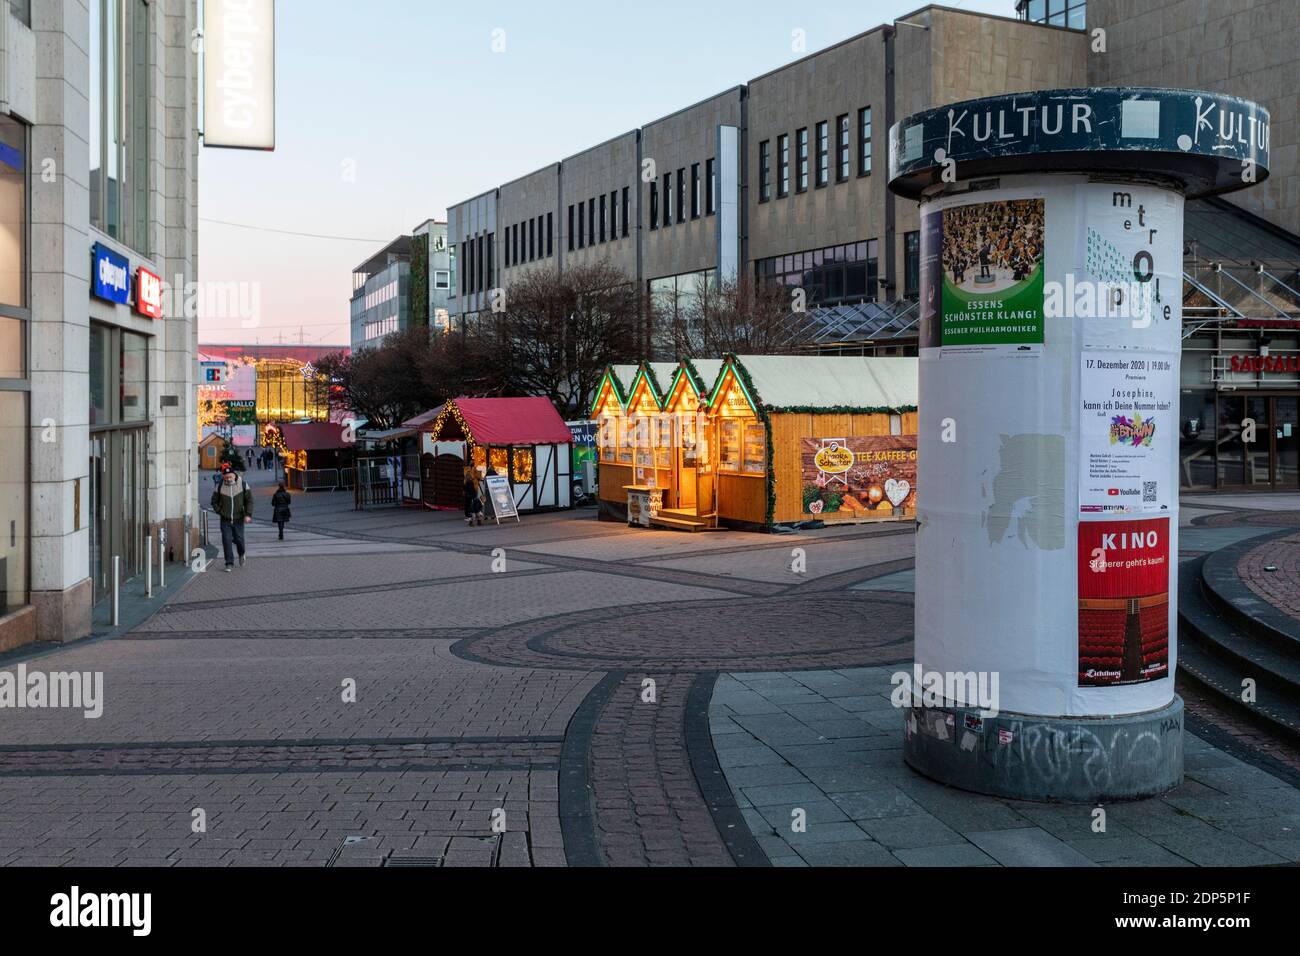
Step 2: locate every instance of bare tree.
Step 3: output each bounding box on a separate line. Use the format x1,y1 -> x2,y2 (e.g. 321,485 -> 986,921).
478,261 -> 640,415
666,272 -> 801,358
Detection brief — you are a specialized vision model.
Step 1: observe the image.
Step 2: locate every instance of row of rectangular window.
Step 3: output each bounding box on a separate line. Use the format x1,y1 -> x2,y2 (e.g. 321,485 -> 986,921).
505,213 -> 554,268
758,106 -> 871,202
567,187 -> 631,252
649,158 -> 715,231
755,238 -> 881,307
460,231 -> 495,297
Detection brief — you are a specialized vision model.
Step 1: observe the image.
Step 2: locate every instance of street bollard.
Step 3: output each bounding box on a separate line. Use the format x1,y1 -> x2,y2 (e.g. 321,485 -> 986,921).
159,537 -> 166,588
145,533 -> 153,598
111,555 -> 120,627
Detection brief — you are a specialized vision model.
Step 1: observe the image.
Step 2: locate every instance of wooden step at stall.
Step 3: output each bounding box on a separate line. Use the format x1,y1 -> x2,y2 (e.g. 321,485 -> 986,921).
650,509 -> 723,532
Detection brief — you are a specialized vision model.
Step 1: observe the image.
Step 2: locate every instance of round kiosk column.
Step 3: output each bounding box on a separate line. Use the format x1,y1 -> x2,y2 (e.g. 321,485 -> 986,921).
887,88 -> 1270,802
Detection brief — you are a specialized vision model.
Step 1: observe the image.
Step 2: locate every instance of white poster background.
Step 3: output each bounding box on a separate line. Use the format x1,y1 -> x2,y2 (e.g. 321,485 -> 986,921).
1075,185 -> 1180,350
1079,352 -> 1176,514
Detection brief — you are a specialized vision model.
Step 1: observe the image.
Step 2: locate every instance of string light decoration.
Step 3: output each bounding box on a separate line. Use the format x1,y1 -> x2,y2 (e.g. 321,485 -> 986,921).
262,424 -> 287,454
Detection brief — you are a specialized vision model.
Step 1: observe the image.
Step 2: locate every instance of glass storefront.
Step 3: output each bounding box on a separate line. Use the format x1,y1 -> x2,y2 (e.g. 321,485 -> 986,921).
1180,334 -> 1300,491
89,322 -> 150,602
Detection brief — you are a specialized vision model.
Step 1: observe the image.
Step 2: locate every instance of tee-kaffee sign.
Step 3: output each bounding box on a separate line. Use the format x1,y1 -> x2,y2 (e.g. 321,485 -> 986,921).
801,436 -> 917,517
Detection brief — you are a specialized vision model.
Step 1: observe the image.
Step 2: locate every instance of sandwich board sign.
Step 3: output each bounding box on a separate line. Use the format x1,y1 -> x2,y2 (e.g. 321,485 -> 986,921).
484,474 -> 520,524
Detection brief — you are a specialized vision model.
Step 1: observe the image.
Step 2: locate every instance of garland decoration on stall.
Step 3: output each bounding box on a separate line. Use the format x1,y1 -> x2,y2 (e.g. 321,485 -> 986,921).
428,399 -> 476,445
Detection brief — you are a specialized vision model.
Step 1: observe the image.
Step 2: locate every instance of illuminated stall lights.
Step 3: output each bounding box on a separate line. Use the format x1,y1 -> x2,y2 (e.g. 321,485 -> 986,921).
511,448 -> 534,483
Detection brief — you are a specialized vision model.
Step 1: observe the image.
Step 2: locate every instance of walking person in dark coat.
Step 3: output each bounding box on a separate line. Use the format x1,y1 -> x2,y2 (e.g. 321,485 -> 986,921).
210,463 -> 253,571
271,482 -> 292,540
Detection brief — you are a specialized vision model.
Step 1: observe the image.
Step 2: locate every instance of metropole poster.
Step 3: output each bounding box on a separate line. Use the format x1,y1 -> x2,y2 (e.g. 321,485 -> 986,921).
1077,517 -> 1170,687
919,197 -> 1046,353
1078,351 -> 1175,514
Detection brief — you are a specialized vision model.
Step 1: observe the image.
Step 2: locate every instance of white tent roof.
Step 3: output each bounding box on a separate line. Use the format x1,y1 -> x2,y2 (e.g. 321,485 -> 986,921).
685,359 -> 724,394
730,355 -> 918,410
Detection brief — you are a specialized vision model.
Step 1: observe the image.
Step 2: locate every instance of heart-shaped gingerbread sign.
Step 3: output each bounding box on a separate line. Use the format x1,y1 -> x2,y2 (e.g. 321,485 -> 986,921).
884,478 -> 910,508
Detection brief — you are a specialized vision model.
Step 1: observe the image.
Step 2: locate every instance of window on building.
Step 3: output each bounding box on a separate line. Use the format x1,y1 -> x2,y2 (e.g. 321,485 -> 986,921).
777,134 -> 790,197
1022,0 -> 1086,28
0,115 -> 26,312
859,107 -> 872,176
578,203 -> 585,247
528,219 -> 535,261
599,195 -> 606,242
836,114 -> 850,182
904,230 -> 920,298
609,190 -> 618,239
815,121 -> 829,187
547,212 -> 553,256
650,182 -> 658,230
758,141 -> 771,202
89,0 -> 150,253
663,172 -> 672,226
706,158 -> 716,215
796,128 -> 809,192
690,163 -> 700,219
476,234 -> 484,291
434,271 -> 450,290
754,239 -> 880,308
486,232 -> 494,288
676,168 -> 686,224
622,187 -> 630,236
588,198 -> 595,247
568,205 -> 575,251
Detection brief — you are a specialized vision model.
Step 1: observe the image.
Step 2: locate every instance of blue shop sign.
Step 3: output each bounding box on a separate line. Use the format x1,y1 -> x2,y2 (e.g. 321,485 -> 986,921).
91,243 -> 131,305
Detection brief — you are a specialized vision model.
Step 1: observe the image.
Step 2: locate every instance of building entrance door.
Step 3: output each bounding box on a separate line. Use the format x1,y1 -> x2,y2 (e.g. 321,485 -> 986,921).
1215,393 -> 1300,491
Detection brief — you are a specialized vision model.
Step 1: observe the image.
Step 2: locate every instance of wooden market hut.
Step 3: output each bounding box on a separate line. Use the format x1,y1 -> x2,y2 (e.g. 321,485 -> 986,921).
421,397 -> 575,512
708,354 -> 918,530
594,354 -> 918,531
278,421 -> 356,492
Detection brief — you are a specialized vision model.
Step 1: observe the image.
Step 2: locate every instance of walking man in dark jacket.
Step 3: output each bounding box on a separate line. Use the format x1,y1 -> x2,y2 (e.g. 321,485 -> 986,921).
271,482 -> 292,540
210,463 -> 253,571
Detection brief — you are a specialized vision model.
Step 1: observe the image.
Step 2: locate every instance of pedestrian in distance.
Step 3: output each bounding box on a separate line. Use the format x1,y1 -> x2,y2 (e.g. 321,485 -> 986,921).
463,466 -> 484,527
210,462 -> 253,572
271,482 -> 292,541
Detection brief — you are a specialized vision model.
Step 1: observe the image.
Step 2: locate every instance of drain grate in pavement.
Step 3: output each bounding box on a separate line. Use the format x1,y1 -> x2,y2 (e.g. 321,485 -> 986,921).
382,856 -> 444,867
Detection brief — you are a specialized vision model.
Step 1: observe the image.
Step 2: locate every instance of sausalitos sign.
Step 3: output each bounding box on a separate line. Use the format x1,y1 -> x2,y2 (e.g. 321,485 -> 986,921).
889,88 -> 1270,200
1229,354 -> 1300,373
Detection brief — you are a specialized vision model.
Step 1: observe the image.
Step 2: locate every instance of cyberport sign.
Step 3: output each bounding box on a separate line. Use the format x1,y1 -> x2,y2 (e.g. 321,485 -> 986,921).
203,0 -> 276,150
91,243 -> 130,305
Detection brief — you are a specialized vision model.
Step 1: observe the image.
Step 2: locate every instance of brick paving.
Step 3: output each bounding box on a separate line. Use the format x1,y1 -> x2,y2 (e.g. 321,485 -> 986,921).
3,489 -> 1298,867
1236,531 -> 1300,623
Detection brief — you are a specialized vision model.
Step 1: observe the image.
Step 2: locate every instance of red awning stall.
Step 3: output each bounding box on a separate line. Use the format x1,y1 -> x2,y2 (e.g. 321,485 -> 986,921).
277,422 -> 355,492
417,397 -> 574,512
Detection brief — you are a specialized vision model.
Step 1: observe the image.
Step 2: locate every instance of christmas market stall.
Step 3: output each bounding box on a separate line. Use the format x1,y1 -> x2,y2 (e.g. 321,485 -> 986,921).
275,421 -> 356,492
420,397 -> 575,512
594,354 -> 918,531
712,354 -> 918,530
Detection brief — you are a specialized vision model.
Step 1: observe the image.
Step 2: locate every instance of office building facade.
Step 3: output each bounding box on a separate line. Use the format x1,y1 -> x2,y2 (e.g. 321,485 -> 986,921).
1,0 -> 200,650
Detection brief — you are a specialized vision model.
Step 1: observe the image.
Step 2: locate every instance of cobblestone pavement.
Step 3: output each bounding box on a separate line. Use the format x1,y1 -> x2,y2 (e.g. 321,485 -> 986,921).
3,486 -> 1297,867
0,486 -> 915,867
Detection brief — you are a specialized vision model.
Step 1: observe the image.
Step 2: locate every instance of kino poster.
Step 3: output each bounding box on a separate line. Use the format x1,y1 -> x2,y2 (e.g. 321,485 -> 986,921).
1077,517 -> 1170,688
1079,350 -> 1175,514
919,197 -> 1046,352
800,436 -> 916,517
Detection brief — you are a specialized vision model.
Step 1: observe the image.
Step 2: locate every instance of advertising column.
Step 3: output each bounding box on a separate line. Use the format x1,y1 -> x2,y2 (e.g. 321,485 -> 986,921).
889,88 -> 1269,801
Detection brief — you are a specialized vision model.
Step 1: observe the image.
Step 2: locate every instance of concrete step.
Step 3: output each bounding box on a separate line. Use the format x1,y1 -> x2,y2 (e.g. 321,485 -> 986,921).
1177,555 -> 1300,743
649,513 -> 722,532
1200,530 -> 1300,659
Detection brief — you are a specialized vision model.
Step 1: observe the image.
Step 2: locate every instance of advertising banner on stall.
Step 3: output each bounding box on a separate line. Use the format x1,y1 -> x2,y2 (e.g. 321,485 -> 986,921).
919,197 -> 1046,354
1077,517 -> 1171,687
1079,351 -> 1176,514
800,436 -> 916,516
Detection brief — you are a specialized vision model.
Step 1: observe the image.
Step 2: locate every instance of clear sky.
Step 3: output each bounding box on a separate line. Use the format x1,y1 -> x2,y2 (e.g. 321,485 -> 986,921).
196,0 -> 1015,346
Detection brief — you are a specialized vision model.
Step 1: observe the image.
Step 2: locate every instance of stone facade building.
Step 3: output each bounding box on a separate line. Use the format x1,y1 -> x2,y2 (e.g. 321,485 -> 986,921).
1,0 -> 200,649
